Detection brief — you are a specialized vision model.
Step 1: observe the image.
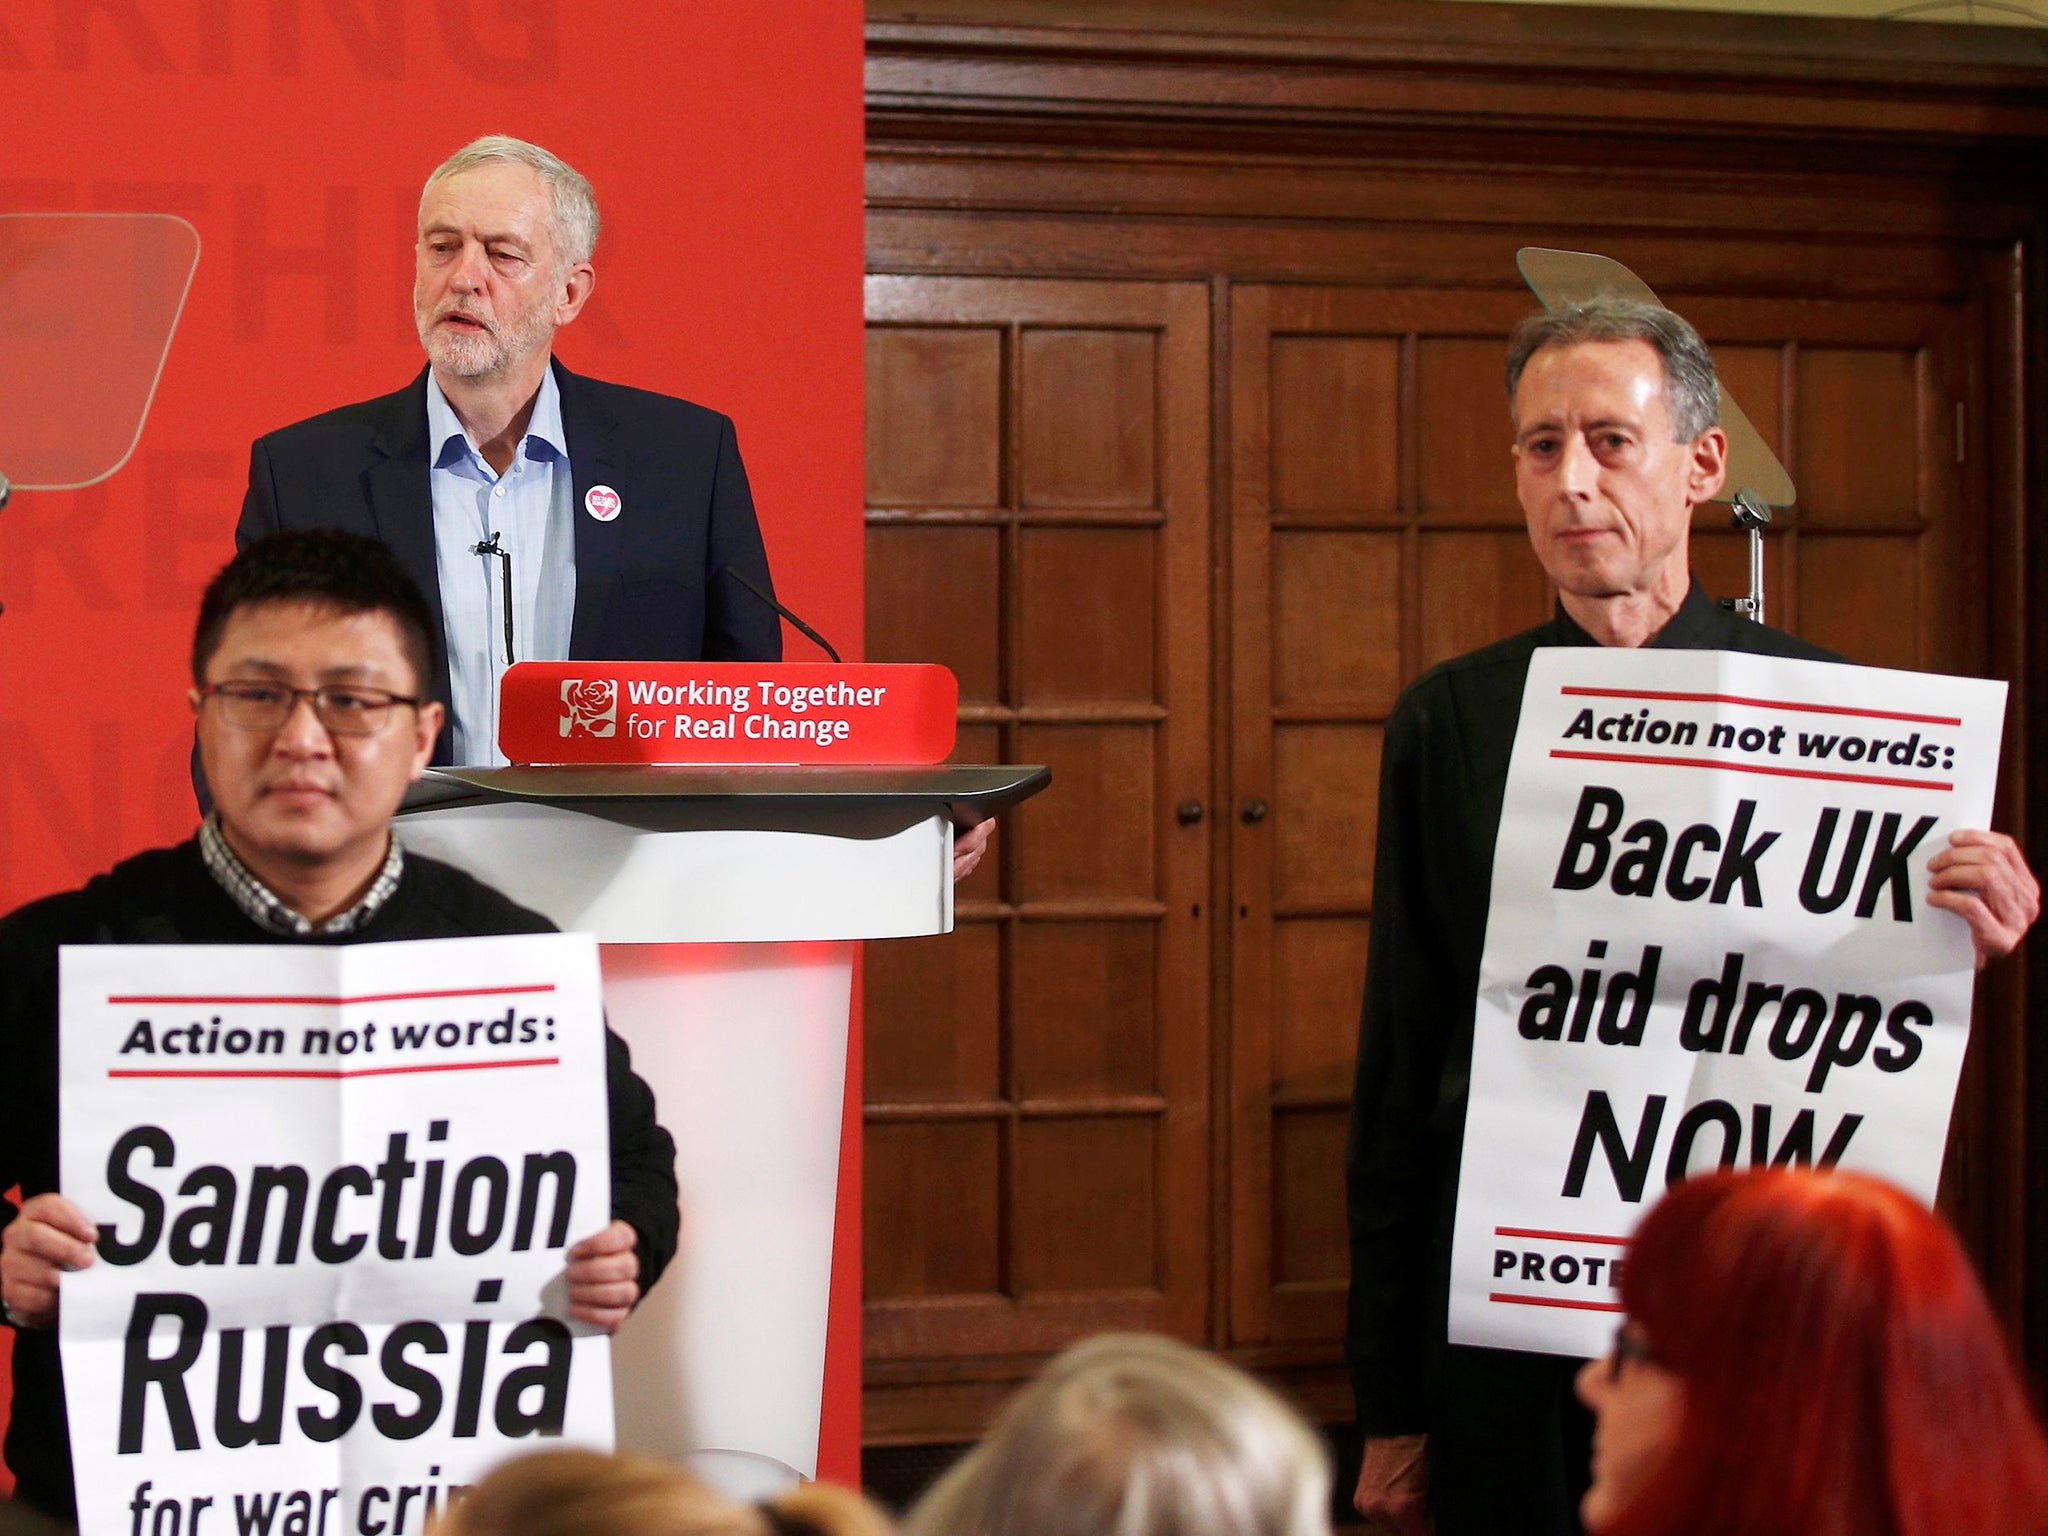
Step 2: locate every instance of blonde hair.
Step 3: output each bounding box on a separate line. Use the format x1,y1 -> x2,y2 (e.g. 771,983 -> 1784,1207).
434,1449 -> 895,1536
905,1334 -> 1331,1536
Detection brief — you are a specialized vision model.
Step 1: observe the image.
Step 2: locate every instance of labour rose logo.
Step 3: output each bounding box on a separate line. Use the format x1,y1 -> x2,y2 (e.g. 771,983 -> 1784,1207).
560,679 -> 618,738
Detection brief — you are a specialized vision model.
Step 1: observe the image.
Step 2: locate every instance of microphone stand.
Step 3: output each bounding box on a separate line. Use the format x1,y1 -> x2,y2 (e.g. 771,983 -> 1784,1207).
1717,488 -> 1771,626
724,565 -> 843,664
472,532 -> 515,665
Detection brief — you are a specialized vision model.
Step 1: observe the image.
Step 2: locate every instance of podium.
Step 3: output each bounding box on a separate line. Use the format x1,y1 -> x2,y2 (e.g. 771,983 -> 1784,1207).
392,762 -> 1047,1495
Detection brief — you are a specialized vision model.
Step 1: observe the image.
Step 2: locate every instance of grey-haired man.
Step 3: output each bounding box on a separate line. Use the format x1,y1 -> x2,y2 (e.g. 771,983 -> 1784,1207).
1345,300 -> 2037,1535
237,136 -> 993,880
238,135 -> 783,768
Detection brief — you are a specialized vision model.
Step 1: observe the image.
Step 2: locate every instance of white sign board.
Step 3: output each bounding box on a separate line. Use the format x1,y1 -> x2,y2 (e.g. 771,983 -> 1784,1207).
1449,649 -> 2005,1357
58,935 -> 615,1536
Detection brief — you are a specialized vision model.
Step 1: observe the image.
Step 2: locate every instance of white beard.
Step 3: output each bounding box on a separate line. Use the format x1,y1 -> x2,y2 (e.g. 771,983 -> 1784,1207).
422,321 -> 508,379
414,292 -> 555,381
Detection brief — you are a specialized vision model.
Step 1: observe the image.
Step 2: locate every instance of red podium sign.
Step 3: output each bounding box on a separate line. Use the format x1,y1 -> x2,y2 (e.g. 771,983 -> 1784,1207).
498,662 -> 959,765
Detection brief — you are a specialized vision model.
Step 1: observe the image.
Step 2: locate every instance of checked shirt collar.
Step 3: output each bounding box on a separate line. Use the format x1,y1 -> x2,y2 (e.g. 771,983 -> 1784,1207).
199,813 -> 404,937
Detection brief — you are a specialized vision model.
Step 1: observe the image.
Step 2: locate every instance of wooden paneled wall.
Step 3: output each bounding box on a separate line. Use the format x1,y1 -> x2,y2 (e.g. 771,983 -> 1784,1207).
860,0 -> 2048,1443
865,277 -> 1214,1366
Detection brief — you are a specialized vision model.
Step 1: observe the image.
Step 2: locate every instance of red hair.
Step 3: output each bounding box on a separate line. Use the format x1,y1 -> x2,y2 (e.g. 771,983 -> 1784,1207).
1599,1168 -> 2048,1536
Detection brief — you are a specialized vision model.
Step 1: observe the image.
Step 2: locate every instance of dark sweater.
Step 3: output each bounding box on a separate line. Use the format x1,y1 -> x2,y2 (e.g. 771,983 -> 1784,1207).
1345,584 -> 1836,1527
0,838 -> 679,1517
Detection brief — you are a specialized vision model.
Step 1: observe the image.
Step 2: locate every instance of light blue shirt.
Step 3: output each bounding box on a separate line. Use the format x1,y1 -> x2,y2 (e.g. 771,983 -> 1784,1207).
427,368 -> 577,764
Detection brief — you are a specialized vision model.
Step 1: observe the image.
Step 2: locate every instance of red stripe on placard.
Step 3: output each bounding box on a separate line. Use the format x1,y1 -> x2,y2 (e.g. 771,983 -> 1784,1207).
1557,685 -> 1961,727
1495,1226 -> 1628,1246
1490,1292 -> 1625,1313
1549,749 -> 1953,792
107,1057 -> 560,1081
106,984 -> 557,1006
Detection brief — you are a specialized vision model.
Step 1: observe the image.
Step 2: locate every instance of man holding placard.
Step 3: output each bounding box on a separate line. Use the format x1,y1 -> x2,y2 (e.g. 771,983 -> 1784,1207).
0,531 -> 679,1521
1344,299 -> 2038,1536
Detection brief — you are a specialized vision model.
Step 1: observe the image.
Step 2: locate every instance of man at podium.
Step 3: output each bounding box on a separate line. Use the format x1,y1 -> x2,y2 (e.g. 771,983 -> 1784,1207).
1344,298 -> 2039,1536
238,135 -> 781,768
231,135 -> 996,882
0,531 -> 679,1519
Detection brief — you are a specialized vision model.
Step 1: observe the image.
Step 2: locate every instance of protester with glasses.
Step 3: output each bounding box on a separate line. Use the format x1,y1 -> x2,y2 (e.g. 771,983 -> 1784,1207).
195,678 -> 425,735
0,530 -> 680,1521
1575,1166 -> 2048,1536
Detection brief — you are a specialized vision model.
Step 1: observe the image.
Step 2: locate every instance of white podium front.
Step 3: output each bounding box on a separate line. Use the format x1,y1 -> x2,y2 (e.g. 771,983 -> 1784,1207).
393,765 -> 1046,1496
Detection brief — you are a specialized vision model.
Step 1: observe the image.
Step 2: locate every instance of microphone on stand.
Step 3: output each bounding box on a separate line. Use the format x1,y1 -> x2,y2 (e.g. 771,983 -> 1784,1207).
1717,489 -> 1772,626
724,563 -> 985,853
721,565 -> 842,664
472,531 -> 515,665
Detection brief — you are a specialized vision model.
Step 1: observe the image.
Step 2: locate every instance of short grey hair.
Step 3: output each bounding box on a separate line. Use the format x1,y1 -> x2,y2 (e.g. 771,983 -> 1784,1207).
905,1333 -> 1332,1536
1505,297 -> 1720,443
420,135 -> 600,267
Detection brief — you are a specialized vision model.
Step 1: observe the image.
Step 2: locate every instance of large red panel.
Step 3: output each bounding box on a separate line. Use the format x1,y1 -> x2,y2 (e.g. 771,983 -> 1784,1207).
1,0 -> 866,1490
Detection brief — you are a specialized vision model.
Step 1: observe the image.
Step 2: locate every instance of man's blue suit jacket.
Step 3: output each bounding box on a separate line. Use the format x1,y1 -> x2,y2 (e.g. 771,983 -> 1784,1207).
239,359 -> 783,764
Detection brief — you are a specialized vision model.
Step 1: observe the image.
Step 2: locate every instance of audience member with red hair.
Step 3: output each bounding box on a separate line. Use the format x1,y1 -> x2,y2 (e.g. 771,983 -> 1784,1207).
1576,1166 -> 2048,1536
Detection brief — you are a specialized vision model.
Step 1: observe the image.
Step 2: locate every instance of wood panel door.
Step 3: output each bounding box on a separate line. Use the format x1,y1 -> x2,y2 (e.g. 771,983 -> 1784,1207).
1225,280 -> 1987,1350
862,276 -> 1214,1422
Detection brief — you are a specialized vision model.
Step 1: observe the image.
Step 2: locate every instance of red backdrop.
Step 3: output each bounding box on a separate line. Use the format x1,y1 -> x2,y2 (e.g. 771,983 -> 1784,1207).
0,0 -> 866,1489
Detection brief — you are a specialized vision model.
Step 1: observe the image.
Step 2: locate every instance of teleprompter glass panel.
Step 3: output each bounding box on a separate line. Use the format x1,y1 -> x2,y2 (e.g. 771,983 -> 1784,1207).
0,214 -> 200,490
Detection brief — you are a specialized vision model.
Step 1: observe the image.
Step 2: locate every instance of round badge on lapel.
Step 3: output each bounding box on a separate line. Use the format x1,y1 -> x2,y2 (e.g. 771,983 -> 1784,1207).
585,485 -> 622,522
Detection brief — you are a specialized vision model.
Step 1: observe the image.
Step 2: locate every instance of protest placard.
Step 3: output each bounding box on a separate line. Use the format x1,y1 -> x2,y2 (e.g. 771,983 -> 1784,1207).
1448,649 -> 2006,1358
58,934 -> 614,1536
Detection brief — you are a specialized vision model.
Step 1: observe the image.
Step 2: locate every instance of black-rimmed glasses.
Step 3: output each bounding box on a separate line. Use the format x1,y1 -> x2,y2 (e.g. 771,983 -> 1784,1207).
197,681 -> 421,737
1609,1323 -> 1656,1383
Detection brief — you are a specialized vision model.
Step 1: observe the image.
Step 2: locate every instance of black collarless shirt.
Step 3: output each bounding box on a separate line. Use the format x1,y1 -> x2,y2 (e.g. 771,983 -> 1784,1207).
1345,582 -> 1837,1431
